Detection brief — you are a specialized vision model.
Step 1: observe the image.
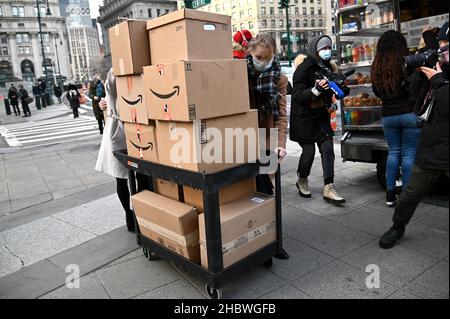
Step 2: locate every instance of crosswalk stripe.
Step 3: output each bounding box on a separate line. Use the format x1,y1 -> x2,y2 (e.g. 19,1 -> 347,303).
8,121 -> 97,137
20,130 -> 99,144
7,118 -> 96,133
17,126 -> 98,141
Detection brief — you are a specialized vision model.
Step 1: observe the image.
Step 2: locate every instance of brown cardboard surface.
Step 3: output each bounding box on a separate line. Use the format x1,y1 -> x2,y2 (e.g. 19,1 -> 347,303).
155,110 -> 259,173
198,193 -> 276,269
143,60 -> 249,121
109,20 -> 150,76
132,190 -> 200,262
124,122 -> 158,163
184,178 -> 256,212
116,75 -> 149,124
155,178 -> 182,202
147,9 -> 232,64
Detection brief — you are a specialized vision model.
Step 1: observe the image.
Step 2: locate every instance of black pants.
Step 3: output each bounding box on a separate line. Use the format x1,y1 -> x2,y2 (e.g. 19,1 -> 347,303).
97,117 -> 104,134
22,103 -> 31,116
72,107 -> 79,118
11,102 -> 20,115
393,165 -> 449,226
116,173 -> 154,215
298,139 -> 335,185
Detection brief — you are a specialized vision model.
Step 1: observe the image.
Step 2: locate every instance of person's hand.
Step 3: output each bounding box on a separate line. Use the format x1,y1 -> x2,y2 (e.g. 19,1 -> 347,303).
419,62 -> 442,80
275,147 -> 287,162
99,98 -> 107,111
315,79 -> 329,91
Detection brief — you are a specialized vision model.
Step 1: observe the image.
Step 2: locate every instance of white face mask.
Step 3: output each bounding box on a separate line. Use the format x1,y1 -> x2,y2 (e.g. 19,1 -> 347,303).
318,49 -> 332,61
253,56 -> 274,72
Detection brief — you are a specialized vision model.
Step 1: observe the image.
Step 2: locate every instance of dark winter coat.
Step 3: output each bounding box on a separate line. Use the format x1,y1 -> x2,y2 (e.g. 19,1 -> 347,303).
66,90 -> 81,109
19,88 -> 29,107
415,72 -> 449,171
290,35 -> 336,144
8,88 -> 19,105
88,80 -> 105,121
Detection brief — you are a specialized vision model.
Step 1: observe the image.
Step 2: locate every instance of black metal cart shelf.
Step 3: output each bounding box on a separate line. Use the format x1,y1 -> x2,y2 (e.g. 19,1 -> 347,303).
113,150 -> 283,299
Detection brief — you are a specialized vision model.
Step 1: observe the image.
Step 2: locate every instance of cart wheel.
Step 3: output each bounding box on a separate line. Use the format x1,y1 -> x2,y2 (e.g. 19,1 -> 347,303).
262,258 -> 273,268
205,284 -> 222,300
142,247 -> 161,261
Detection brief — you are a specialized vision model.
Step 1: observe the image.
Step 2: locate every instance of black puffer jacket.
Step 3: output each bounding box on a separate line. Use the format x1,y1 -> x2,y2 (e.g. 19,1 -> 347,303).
415,72 -> 449,171
290,35 -> 335,144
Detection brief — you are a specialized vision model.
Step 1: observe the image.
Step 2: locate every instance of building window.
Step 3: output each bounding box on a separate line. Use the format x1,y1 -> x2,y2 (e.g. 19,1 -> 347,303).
311,19 -> 315,27
310,8 -> 314,15
319,19 -> 323,27
233,25 -> 237,32
0,35 -> 6,44
165,9 -> 169,14
295,7 -> 299,15
223,2 -> 228,11
19,46 -> 25,54
19,6 -> 25,17
0,6 -> 2,17
240,23 -> 245,30
318,8 -> 322,15
240,10 -> 244,18
157,9 -> 161,17
248,8 -> 253,16
261,7 -> 266,15
302,7 -> 306,15
303,19 -> 307,27
215,4 -> 220,12
35,6 -> 46,16
262,20 -> 267,28
1,47 -> 8,56
249,21 -> 254,30
148,8 -> 152,18
318,0 -> 321,3
295,20 -> 300,28
279,20 -> 284,28
270,7 -> 274,15
270,19 -> 276,28
16,34 -> 23,43
302,0 -> 306,3
261,0 -> 265,3
310,0 -> 313,3
12,6 -> 18,16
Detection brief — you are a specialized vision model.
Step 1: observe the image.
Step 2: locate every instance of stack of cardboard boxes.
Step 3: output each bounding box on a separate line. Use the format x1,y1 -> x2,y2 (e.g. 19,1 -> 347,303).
109,9 -> 276,269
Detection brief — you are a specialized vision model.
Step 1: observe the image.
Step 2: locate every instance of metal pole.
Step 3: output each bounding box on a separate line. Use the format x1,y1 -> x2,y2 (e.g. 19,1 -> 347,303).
37,0 -> 49,102
285,3 -> 292,67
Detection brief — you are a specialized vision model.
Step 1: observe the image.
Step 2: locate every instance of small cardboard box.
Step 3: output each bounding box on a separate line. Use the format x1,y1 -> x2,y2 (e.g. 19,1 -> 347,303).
199,193 -> 276,269
147,9 -> 232,64
155,110 -> 259,174
116,74 -> 149,124
109,20 -> 150,76
155,178 -> 183,202
143,60 -> 250,122
131,190 -> 200,263
124,122 -> 158,163
184,178 -> 256,212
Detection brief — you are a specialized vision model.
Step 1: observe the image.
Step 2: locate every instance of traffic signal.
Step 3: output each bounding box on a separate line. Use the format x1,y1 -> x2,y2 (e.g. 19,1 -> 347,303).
278,0 -> 290,9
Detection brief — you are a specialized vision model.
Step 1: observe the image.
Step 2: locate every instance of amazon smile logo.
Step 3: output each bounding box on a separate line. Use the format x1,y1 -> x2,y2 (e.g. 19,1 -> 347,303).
122,95 -> 143,105
129,140 -> 153,151
150,86 -> 180,99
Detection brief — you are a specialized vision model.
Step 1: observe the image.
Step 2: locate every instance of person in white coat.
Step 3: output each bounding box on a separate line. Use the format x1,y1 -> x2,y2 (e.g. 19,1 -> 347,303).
95,68 -> 151,232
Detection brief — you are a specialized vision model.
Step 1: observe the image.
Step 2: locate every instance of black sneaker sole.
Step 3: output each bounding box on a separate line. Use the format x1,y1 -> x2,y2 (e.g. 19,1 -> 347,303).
296,183 -> 311,198
323,196 -> 346,204
379,239 -> 397,249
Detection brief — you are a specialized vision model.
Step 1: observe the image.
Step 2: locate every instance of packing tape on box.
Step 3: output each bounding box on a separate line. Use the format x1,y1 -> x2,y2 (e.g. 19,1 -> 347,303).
136,216 -> 199,246
200,221 -> 276,256
127,76 -> 134,95
119,59 -> 125,75
114,25 -> 120,36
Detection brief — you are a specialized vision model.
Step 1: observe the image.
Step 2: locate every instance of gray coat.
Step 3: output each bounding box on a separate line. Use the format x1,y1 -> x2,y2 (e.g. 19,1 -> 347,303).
95,68 -> 128,179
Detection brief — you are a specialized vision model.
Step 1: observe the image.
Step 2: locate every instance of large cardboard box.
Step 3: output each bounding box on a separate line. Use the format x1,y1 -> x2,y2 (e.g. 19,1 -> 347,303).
184,178 -> 256,212
109,20 -> 150,76
155,110 -> 259,174
199,193 -> 276,269
147,9 -> 232,64
155,178 -> 183,202
143,60 -> 250,122
124,122 -> 158,163
116,75 -> 149,124
131,190 -> 200,262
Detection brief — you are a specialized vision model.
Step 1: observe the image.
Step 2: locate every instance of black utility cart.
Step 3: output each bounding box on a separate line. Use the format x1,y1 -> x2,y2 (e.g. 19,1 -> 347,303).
113,150 -> 283,299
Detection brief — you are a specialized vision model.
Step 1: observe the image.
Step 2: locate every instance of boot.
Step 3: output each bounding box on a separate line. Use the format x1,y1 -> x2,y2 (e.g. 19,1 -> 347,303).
323,183 -> 345,204
386,190 -> 397,207
296,177 -> 311,198
125,211 -> 135,233
274,248 -> 289,260
379,224 -> 405,249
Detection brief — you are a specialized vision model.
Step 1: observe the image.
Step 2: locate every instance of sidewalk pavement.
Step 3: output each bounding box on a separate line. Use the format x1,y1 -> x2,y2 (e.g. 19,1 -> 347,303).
0,140 -> 447,299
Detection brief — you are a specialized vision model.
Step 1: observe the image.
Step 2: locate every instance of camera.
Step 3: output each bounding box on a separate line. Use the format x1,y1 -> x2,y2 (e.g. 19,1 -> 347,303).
315,64 -> 355,100
404,49 -> 439,70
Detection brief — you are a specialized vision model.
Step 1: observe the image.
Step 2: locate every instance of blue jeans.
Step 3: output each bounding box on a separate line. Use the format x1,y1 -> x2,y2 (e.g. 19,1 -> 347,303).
382,113 -> 421,191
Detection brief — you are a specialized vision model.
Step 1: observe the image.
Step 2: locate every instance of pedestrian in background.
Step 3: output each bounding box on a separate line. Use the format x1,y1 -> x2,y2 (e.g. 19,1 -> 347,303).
65,84 -> 81,118
379,22 -> 449,249
54,85 -> 63,104
8,84 -> 20,116
246,33 -> 290,261
18,85 -> 31,117
88,76 -> 106,135
371,30 -> 424,207
290,35 -> 345,204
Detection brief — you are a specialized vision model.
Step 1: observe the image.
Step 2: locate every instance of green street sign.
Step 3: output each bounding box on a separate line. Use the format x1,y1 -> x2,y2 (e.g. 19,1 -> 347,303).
188,0 -> 211,9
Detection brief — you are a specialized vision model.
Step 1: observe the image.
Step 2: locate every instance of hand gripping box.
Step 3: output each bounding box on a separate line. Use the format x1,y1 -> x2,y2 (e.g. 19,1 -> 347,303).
146,9 -> 232,64
143,60 -> 250,122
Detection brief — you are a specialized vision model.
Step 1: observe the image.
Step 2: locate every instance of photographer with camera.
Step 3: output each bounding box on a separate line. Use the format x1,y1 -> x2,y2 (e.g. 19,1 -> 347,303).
379,22 -> 449,249
290,35 -> 345,204
371,31 -> 425,207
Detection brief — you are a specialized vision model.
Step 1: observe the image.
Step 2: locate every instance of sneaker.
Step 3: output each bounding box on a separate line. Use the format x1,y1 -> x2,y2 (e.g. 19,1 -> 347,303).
379,224 -> 405,249
296,177 -> 311,198
323,183 -> 345,204
386,190 -> 397,207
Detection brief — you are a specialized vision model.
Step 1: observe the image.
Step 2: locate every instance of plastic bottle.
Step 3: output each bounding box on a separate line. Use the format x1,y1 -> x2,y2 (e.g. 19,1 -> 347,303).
346,44 -> 353,63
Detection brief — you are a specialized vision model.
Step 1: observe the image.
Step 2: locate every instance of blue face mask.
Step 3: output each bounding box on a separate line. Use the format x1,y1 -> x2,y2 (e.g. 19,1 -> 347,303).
318,49 -> 332,61
253,56 -> 274,72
